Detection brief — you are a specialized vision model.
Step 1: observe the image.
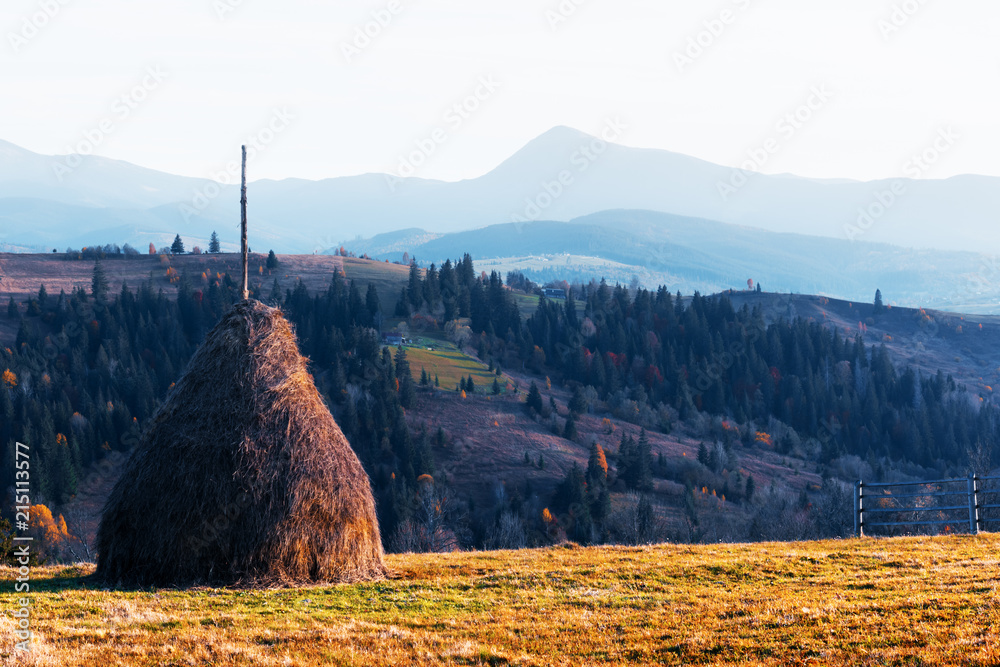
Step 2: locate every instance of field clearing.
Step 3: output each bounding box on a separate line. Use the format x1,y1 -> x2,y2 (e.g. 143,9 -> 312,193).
2,535 -> 998,665
403,344 -> 505,393
512,293 -> 585,320
341,257 -> 409,310
514,293 -> 541,319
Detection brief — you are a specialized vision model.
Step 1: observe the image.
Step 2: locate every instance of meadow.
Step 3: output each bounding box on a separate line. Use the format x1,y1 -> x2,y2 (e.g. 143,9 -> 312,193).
2,534 -> 998,666
404,341 -> 507,394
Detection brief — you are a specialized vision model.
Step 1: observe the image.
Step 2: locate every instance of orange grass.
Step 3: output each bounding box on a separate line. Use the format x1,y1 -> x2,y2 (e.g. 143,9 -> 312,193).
2,535 -> 999,665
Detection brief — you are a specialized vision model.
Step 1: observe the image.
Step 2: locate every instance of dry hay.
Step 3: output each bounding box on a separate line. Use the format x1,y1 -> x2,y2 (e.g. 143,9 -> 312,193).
96,300 -> 384,586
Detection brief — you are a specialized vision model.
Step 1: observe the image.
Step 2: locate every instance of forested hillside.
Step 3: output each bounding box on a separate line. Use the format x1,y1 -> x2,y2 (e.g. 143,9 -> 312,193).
2,253 -> 997,561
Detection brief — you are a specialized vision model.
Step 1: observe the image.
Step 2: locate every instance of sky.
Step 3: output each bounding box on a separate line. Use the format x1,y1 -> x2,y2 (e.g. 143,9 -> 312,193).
1,0 -> 998,183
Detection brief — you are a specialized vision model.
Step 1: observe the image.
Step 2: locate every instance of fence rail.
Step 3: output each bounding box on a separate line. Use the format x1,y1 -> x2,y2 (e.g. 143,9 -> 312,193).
855,474 -> 1000,537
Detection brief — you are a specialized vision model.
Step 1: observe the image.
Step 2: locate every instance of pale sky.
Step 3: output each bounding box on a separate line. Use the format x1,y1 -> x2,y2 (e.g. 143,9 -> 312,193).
1,0 -> 998,183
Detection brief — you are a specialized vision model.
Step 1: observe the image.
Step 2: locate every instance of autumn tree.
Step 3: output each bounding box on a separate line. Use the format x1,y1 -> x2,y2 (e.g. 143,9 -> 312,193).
587,441 -> 608,487
28,504 -> 71,562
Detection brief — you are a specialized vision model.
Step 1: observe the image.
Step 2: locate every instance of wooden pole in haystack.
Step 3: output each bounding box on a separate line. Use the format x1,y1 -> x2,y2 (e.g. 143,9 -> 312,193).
240,145 -> 249,300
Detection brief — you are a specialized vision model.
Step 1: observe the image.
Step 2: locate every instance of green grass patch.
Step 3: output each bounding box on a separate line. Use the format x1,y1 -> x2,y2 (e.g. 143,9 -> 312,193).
404,344 -> 506,393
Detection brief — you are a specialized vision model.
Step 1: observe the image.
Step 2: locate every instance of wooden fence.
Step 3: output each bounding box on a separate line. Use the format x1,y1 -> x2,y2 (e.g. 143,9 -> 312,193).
854,475 -> 1000,537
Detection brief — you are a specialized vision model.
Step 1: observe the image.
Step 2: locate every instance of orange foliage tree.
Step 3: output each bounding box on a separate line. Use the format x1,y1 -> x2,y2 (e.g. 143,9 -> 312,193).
28,504 -> 71,561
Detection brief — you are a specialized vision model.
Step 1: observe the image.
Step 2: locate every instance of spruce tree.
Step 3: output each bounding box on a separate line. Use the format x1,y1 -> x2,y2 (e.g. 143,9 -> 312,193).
569,386 -> 587,415
209,231 -> 221,254
563,412 -> 578,440
170,234 -> 185,254
698,442 -> 710,467
394,347 -> 415,409
526,381 -> 544,414
92,258 -> 109,302
587,441 -> 608,488
635,429 -> 653,491
268,278 -> 282,306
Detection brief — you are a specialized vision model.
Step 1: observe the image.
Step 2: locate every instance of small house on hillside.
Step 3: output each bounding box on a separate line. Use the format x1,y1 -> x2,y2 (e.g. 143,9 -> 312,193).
542,288 -> 566,300
383,333 -> 404,347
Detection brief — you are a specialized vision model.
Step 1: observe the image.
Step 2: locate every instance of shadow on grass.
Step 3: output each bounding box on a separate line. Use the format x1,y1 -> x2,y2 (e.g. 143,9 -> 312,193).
21,566 -> 104,593
20,564 -> 413,594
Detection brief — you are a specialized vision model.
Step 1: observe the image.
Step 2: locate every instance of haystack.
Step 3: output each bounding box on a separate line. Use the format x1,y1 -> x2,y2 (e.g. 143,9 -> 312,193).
96,300 -> 385,586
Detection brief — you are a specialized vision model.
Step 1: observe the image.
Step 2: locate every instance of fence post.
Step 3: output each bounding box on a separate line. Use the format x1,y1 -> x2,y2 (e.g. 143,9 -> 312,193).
855,480 -> 864,538
969,473 -> 980,535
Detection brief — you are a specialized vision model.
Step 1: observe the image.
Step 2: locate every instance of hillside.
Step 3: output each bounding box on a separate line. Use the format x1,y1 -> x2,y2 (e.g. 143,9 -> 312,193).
0,253 -> 408,343
726,291 -> 1000,398
337,211 -> 1000,313
5,252 -> 1000,552
3,535 -> 998,666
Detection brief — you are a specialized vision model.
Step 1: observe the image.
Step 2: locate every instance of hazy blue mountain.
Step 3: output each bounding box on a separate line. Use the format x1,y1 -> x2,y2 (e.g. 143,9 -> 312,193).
337,209 -> 1000,314
1,128 -> 998,255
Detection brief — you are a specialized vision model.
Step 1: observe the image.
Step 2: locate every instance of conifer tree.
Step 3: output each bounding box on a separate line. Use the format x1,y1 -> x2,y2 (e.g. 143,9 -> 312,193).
563,412 -> 578,440
170,234 -> 185,254
526,381 -> 544,414
91,258 -> 109,302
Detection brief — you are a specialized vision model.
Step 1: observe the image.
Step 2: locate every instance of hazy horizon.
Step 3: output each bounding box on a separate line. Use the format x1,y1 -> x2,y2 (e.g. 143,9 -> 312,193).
2,0 -> 998,183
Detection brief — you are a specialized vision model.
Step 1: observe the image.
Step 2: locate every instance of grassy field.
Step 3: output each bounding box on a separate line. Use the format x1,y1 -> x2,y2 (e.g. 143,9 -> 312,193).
2,535 -> 998,666
341,257 -> 410,312
403,342 -> 506,394
512,293 -> 585,320
514,293 -> 541,319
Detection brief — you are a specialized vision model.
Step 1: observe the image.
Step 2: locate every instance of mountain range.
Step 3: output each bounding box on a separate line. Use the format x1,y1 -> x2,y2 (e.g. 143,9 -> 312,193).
0,128 -> 998,311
